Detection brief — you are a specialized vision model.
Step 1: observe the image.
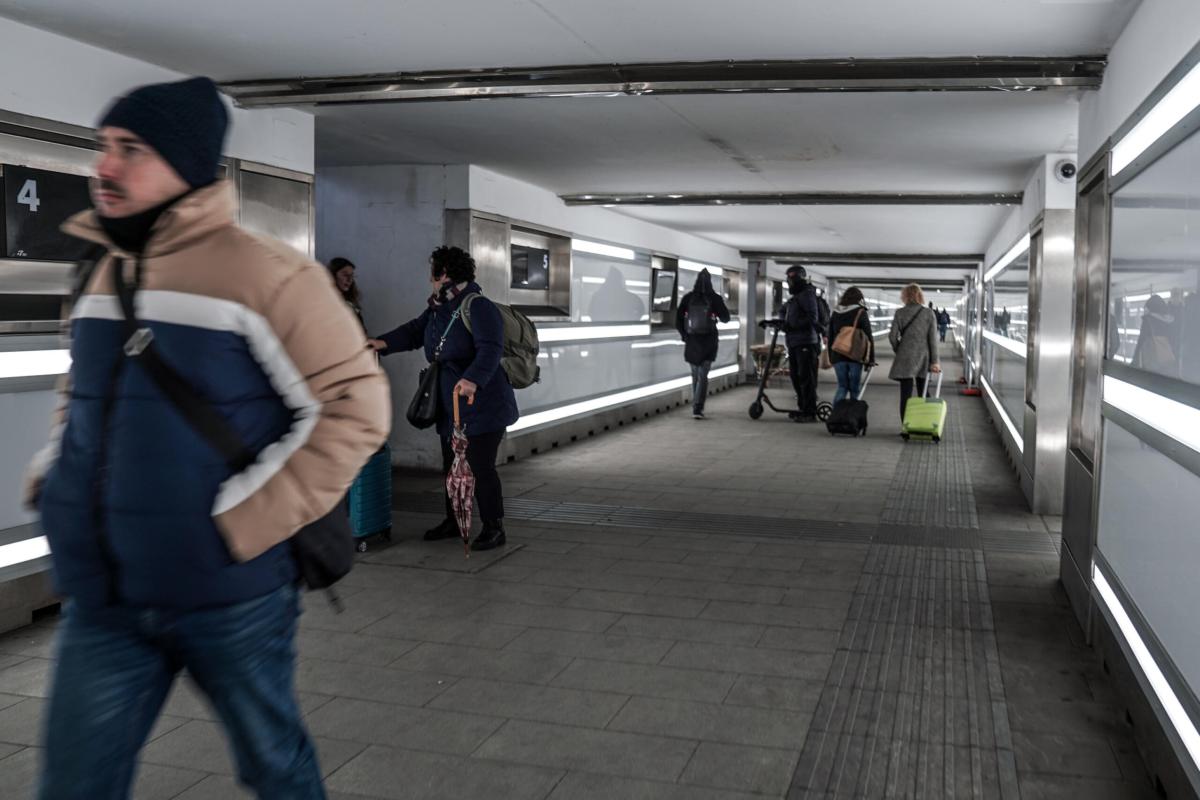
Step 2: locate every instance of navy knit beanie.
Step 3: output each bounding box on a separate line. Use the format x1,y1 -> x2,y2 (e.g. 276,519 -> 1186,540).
99,77 -> 228,188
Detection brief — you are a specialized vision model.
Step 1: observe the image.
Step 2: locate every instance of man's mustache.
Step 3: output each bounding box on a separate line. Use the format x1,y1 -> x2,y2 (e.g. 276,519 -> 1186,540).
93,178 -> 125,198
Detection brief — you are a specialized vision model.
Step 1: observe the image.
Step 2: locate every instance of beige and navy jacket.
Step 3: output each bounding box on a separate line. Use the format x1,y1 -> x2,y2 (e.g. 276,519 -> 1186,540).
26,180 -> 391,608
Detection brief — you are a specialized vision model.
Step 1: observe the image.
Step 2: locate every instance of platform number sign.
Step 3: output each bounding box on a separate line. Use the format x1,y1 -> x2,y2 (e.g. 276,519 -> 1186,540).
2,165 -> 93,261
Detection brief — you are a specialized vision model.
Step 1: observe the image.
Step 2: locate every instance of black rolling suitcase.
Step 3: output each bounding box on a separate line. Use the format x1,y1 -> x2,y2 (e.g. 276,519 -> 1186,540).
826,366 -> 872,437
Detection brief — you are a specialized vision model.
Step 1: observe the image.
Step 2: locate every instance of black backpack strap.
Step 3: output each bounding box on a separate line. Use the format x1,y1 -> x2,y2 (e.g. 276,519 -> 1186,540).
110,259 -> 256,472
70,244 -> 109,307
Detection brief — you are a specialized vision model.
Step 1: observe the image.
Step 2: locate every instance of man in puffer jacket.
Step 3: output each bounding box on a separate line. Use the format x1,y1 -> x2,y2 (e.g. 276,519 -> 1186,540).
23,77 -> 391,799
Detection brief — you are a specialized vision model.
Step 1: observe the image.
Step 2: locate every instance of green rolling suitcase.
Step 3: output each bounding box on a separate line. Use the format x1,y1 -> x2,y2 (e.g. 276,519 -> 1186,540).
902,372 -> 947,443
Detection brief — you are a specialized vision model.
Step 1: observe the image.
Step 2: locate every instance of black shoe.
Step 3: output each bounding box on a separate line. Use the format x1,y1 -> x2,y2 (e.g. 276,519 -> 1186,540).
693,411 -> 705,419
423,518 -> 459,542
787,411 -> 801,420
793,414 -> 818,424
472,521 -> 507,552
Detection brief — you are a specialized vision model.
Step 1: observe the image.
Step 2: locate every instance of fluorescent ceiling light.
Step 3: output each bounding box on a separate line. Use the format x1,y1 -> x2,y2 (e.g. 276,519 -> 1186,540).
1093,563 -> 1200,772
980,375 -> 1024,452
509,364 -> 738,433
677,260 -> 724,276
0,349 -> 71,379
1112,60 -> 1200,176
1104,375 -> 1200,454
572,239 -> 637,261
984,234 -> 1031,283
0,535 -> 50,569
536,324 -> 650,343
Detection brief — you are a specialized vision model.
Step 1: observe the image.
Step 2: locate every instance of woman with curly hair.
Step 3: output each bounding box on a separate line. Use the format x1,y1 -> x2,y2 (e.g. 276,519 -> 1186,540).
370,246 -> 519,551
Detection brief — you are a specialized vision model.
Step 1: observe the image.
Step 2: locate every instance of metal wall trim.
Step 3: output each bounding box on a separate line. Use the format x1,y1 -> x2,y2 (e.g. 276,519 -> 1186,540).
224,57 -> 1105,107
1101,403 -> 1200,479
1104,361 -> 1200,414
561,192 -> 1022,207
739,251 -> 983,265
235,159 -> 314,184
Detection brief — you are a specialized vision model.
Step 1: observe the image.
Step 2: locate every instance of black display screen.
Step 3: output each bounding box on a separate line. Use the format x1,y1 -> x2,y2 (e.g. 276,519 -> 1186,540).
511,244 -> 550,290
3,165 -> 94,261
651,269 -> 677,312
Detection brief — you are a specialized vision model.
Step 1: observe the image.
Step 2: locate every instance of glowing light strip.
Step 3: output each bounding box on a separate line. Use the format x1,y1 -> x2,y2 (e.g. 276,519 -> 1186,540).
980,374 -> 1024,452
1112,60 -> 1200,176
630,340 -> 682,349
716,320 -> 740,331
872,329 -> 889,337
982,330 -> 1027,358
984,233 -> 1031,283
572,239 -> 637,261
1092,563 -> 1200,771
509,364 -> 739,433
677,260 -> 725,276
536,324 -> 650,343
580,276 -> 651,288
0,349 -> 71,379
0,535 -> 50,570
1124,292 -> 1169,303
1104,375 -> 1200,454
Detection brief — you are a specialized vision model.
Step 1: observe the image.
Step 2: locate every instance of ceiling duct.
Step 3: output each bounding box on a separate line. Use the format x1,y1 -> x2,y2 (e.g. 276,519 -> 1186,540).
561,192 -> 1022,206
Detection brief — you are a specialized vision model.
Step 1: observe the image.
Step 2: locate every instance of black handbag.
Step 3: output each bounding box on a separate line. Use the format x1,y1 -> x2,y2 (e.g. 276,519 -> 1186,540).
110,260 -> 354,605
405,309 -> 461,429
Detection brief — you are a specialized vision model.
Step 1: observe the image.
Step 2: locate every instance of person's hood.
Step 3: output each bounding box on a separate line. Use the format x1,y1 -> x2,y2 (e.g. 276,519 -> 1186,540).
693,268 -> 714,295
835,302 -> 867,314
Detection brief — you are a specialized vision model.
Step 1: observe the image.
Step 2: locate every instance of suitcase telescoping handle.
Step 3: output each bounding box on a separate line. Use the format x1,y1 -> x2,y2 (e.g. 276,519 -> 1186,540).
922,370 -> 944,399
856,366 -> 873,401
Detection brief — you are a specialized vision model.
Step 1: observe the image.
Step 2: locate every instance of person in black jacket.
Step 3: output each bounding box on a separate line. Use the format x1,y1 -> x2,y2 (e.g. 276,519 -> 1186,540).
828,286 -> 876,404
778,265 -> 827,423
676,269 -> 731,419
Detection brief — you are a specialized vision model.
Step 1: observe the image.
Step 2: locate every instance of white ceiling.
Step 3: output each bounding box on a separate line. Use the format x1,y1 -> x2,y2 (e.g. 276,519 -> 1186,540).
0,0 -> 1141,270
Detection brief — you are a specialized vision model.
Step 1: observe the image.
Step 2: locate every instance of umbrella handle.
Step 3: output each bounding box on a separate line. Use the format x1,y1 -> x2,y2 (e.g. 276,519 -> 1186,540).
452,386 -> 475,428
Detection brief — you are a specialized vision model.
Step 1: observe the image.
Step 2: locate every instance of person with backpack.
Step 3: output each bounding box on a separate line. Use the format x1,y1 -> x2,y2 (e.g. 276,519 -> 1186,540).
778,265 -> 828,423
827,286 -> 876,404
889,283 -> 942,423
675,268 -> 731,419
936,308 -> 950,342
23,77 -> 391,800
370,246 -> 519,551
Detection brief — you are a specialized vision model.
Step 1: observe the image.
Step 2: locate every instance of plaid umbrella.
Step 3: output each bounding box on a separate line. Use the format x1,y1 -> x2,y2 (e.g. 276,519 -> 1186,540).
447,388 -> 475,557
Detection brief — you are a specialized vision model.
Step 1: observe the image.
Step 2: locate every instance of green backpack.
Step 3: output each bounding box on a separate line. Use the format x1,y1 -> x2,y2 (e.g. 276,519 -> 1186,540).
460,293 -> 541,389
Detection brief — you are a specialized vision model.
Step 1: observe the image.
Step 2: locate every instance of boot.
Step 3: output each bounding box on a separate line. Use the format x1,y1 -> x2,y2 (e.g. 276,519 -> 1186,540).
423,517 -> 459,542
472,519 -> 507,552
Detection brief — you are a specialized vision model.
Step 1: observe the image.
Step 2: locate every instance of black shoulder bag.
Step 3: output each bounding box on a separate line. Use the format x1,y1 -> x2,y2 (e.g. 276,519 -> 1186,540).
405,310 -> 460,429
109,260 -> 354,608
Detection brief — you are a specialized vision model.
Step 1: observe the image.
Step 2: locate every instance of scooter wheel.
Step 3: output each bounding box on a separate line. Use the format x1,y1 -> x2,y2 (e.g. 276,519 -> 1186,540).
816,402 -> 833,422
748,402 -> 764,420
355,540 -> 368,553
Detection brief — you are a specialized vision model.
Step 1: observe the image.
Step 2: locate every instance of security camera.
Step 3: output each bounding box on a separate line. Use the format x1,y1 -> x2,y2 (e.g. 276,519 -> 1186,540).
1055,159 -> 1077,183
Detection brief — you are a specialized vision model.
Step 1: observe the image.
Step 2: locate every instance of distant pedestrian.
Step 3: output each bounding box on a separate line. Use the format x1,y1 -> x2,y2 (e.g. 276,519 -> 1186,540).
328,256 -> 365,332
676,268 -> 731,419
889,283 -> 941,423
828,286 -> 876,404
937,307 -> 949,342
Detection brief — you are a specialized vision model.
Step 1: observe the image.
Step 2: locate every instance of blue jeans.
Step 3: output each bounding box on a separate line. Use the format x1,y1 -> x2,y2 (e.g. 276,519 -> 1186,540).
833,361 -> 863,405
691,360 -> 712,414
39,584 -> 324,800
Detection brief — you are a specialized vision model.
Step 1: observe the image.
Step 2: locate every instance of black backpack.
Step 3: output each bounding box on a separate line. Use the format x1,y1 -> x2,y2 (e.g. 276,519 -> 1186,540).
685,294 -> 715,335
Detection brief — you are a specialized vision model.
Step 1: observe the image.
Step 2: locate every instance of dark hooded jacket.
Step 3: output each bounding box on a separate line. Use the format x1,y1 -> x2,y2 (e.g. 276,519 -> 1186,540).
675,269 -> 731,365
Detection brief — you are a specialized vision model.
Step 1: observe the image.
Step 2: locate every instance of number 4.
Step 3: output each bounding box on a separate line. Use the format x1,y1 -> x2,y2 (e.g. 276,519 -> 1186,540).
17,179 -> 39,212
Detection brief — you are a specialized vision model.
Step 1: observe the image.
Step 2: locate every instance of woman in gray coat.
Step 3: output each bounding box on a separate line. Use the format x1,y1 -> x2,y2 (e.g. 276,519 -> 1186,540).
888,283 -> 942,421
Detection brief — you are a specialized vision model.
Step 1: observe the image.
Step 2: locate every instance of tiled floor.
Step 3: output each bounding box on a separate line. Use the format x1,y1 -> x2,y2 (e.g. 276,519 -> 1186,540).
0,351 -> 1158,798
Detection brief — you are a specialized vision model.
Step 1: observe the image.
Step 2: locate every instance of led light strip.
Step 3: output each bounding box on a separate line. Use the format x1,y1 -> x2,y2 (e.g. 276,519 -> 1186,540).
982,329 -> 1027,358
0,535 -> 50,570
716,320 -> 740,331
536,324 -> 650,343
572,239 -> 637,261
509,363 -> 739,433
1103,375 -> 1200,454
630,340 -> 683,350
677,260 -> 725,276
0,349 -> 71,380
980,374 -> 1024,452
1112,60 -> 1200,176
1092,563 -> 1200,771
984,233 -> 1031,283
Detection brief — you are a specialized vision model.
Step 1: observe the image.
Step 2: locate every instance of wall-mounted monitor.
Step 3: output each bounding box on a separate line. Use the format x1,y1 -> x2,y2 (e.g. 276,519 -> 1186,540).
511,244 -> 550,290
651,269 -> 677,312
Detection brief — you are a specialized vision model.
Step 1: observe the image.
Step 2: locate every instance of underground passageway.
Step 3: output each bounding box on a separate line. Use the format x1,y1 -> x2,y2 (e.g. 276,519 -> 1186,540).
0,350 -> 1156,799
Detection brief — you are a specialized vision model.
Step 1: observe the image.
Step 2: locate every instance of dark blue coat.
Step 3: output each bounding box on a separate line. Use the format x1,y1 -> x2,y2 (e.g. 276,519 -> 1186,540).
379,284 -> 519,437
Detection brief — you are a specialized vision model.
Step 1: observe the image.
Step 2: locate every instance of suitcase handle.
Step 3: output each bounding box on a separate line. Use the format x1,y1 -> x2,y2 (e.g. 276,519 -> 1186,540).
923,370 -> 944,399
856,366 -> 873,401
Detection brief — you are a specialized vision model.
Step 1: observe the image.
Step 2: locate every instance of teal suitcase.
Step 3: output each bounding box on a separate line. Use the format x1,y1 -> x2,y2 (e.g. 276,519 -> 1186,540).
902,373 -> 948,442
349,443 -> 393,551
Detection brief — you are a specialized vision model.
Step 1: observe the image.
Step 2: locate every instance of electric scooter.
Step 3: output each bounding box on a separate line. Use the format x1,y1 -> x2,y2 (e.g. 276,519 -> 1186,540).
748,319 -> 833,421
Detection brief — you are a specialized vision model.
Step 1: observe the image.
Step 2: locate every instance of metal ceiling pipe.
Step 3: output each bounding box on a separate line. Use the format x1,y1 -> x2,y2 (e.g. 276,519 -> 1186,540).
740,251 -> 984,265
222,56 -> 1105,107
561,192 -> 1022,206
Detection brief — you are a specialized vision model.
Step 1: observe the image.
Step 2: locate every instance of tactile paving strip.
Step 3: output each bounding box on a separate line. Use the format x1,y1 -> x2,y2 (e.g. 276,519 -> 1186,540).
881,398 -> 980,530
788,544 -> 1021,800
